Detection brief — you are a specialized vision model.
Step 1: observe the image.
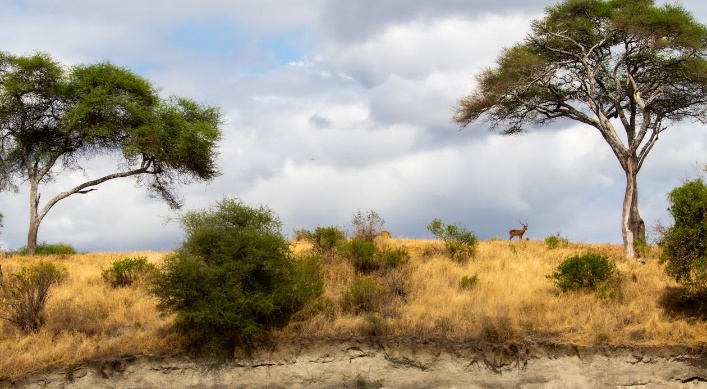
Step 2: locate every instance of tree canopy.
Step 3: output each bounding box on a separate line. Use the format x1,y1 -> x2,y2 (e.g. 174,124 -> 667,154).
0,52 -> 222,255
454,0 -> 707,258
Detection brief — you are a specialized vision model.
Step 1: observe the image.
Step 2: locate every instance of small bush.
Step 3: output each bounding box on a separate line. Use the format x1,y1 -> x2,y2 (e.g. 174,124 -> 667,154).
339,238 -> 410,274
548,253 -> 619,292
340,276 -> 385,314
427,218 -> 478,262
15,242 -> 77,256
296,226 -> 346,260
341,238 -> 378,273
459,274 -> 479,290
351,210 -> 385,242
377,246 -> 410,269
102,256 -> 156,288
0,261 -> 68,333
545,233 -> 569,249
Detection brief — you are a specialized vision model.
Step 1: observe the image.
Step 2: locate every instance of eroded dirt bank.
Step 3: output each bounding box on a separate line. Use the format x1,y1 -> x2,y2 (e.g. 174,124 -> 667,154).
3,339 -> 707,388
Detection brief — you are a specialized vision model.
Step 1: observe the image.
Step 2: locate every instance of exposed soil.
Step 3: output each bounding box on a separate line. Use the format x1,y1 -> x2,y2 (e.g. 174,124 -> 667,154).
2,338 -> 706,388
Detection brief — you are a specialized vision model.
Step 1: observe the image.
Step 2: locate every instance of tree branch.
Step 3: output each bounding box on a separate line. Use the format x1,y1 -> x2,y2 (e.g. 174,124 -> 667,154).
36,163 -> 154,223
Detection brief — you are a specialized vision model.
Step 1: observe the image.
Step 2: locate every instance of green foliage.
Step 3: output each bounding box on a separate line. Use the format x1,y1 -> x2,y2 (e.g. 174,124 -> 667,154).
295,226 -> 347,259
459,274 -> 479,290
427,218 -> 478,262
377,246 -> 410,269
0,261 -> 67,333
545,233 -> 569,249
660,178 -> 707,291
351,210 -> 385,242
102,256 -> 156,288
341,238 -> 378,273
548,253 -> 619,293
150,198 -> 322,355
340,276 -> 385,314
289,253 -> 325,309
339,238 -> 410,273
15,242 -> 76,256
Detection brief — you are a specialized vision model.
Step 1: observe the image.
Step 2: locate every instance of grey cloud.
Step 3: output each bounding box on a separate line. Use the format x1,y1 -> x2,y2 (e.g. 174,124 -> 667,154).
309,114 -> 333,128
320,0 -> 550,44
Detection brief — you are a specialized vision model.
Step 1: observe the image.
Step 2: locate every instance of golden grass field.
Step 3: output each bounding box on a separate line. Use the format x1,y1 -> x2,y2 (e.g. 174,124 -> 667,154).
1,238 -> 706,380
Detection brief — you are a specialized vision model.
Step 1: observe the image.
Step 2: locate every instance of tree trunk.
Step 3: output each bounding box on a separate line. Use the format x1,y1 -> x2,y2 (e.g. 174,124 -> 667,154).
622,158 -> 646,260
27,218 -> 40,256
27,180 -> 41,256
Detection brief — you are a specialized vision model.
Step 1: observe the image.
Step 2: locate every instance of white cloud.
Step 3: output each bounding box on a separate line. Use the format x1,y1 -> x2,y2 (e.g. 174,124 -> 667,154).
1,1 -> 706,252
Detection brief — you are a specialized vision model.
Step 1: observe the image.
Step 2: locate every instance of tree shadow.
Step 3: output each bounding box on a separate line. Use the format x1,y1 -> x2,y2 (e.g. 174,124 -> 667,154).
660,287 -> 707,320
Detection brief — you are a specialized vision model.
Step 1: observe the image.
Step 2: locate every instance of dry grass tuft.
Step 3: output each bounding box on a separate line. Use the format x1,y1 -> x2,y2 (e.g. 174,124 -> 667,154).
1,241 -> 706,380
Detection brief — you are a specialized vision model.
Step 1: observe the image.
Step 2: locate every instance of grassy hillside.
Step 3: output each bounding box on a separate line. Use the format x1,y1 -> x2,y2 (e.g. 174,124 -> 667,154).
1,239 -> 705,380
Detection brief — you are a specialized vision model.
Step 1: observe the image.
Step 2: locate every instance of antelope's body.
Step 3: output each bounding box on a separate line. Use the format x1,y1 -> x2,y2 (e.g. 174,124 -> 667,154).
509,221 -> 528,241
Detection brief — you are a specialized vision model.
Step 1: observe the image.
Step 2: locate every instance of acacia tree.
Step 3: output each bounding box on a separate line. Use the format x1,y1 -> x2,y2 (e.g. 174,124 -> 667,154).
0,52 -> 222,255
454,0 -> 707,259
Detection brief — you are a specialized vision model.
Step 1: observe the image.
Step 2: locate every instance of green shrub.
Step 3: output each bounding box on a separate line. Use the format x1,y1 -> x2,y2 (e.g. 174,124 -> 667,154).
289,253 -> 325,309
660,178 -> 707,291
0,261 -> 67,333
102,256 -> 156,288
295,226 -> 346,259
340,276 -> 385,314
548,253 -> 618,292
351,210 -> 385,242
427,218 -> 478,262
377,246 -> 410,269
341,238 -> 378,273
15,242 -> 77,256
150,197 -> 323,355
338,235 -> 410,273
459,274 -> 479,290
545,233 -> 569,249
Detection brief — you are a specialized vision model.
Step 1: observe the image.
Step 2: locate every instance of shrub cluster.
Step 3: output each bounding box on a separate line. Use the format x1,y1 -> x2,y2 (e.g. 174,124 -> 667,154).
15,242 -> 76,256
150,198 -> 322,355
548,253 -> 619,293
427,218 -> 478,262
544,233 -> 569,249
459,274 -> 479,290
0,261 -> 67,333
294,225 -> 346,260
340,276 -> 385,314
335,238 -> 409,273
102,256 -> 156,288
660,178 -> 707,292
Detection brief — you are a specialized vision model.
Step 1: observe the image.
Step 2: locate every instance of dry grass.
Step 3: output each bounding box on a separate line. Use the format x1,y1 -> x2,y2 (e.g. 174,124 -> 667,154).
1,240 -> 706,380
0,252 -> 182,380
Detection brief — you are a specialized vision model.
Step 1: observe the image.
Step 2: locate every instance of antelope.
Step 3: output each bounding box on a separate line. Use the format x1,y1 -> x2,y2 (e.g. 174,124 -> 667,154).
509,221 -> 528,241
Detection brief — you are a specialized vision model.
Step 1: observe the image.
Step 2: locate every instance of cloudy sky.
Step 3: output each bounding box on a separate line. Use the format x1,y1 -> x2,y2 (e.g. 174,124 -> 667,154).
1,0 -> 706,252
